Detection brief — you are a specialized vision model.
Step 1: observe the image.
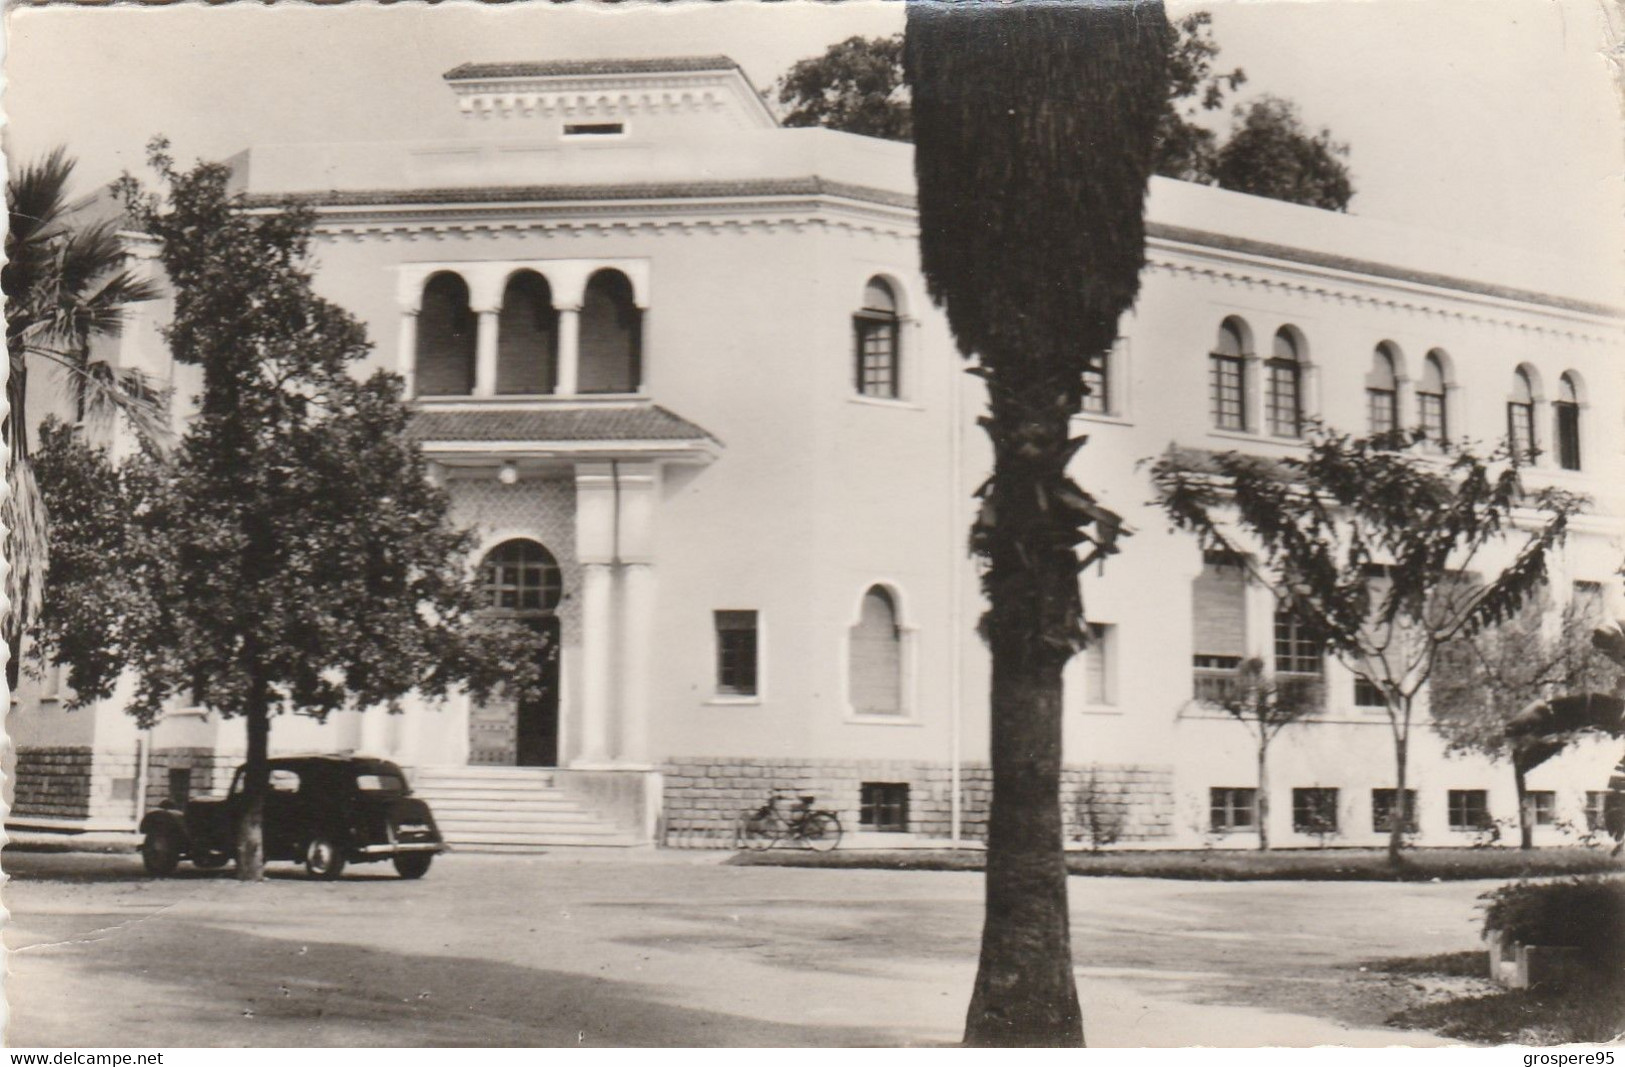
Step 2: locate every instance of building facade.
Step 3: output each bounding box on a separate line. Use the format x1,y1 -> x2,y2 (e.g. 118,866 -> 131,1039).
8,56 -> 1624,850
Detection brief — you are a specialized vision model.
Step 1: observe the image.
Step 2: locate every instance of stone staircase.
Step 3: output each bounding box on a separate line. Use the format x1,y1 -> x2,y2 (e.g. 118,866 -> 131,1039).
408,766 -> 641,852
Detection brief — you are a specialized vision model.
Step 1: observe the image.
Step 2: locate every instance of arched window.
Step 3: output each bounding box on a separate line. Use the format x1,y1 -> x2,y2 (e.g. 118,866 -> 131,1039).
849,586 -> 902,715
478,540 -> 563,613
1367,343 -> 1400,436
1266,328 -> 1305,438
1417,351 -> 1449,444
1210,318 -> 1249,431
854,277 -> 901,399
497,271 -> 559,395
578,269 -> 642,394
1555,372 -> 1582,471
1508,366 -> 1537,464
415,272 -> 477,396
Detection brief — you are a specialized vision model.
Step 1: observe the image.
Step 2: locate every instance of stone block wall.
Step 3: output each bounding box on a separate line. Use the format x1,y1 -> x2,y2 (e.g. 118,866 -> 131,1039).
12,747 -> 96,819
11,745 -> 241,825
660,757 -> 1174,848
145,748 -> 239,810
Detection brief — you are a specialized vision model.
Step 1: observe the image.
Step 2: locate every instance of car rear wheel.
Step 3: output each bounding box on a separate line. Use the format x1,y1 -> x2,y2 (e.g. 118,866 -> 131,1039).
393,853 -> 433,879
141,826 -> 182,877
304,834 -> 346,880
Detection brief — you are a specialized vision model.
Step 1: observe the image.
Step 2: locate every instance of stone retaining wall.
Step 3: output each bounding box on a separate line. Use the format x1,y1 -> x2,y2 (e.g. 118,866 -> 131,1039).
12,747 -> 97,820
11,745 -> 240,824
660,758 -> 1174,848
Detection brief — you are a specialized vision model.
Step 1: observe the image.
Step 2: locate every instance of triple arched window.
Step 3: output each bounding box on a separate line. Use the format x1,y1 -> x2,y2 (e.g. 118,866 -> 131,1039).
414,267 -> 642,398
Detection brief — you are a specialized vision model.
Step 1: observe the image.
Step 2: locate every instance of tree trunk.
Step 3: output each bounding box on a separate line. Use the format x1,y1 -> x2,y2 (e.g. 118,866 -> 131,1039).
236,680 -> 271,882
965,638 -> 1081,1047
1256,742 -> 1270,851
1388,732 -> 1409,866
1514,764 -> 1532,851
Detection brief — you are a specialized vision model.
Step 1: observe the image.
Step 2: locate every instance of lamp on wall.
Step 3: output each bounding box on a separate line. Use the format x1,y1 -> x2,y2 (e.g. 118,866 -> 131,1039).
498,461 -> 519,485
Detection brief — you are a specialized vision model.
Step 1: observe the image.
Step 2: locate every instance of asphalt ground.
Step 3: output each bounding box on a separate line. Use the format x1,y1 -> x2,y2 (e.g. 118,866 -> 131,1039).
2,849 -> 1487,1047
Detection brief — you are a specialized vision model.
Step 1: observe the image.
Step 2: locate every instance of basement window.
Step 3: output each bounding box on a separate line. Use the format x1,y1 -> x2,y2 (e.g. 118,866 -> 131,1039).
860,782 -> 909,833
563,122 -> 625,137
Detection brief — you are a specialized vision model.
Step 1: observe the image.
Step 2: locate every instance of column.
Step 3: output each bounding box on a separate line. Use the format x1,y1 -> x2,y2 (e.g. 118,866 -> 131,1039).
1395,376 -> 1417,432
473,307 -> 500,397
358,703 -> 389,756
397,309 -> 419,400
618,562 -> 655,766
577,561 -> 614,765
556,303 -> 583,396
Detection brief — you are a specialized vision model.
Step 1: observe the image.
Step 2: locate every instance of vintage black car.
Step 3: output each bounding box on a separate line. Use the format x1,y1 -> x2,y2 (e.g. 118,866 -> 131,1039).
139,755 -> 445,879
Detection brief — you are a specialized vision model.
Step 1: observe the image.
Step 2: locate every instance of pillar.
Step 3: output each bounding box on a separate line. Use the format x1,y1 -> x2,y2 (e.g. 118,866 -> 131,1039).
577,561 -> 614,765
473,307 -> 500,397
556,303 -> 582,396
397,309 -> 419,400
618,562 -> 655,765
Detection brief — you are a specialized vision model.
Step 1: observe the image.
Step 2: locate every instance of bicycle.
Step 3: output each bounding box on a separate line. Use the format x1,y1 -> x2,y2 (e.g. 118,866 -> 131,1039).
734,792 -> 842,852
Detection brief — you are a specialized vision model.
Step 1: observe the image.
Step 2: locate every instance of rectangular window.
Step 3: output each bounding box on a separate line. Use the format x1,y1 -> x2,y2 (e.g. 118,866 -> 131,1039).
563,122 -> 625,136
714,610 -> 759,696
1210,787 -> 1257,832
1354,676 -> 1385,708
1447,789 -> 1491,831
1210,355 -> 1246,431
1366,389 -> 1397,436
1293,787 -> 1339,834
855,317 -> 899,399
1527,790 -> 1556,827
1417,391 -> 1446,443
1273,608 -> 1324,676
1083,622 -> 1114,706
1193,552 -> 1248,702
1266,361 -> 1302,438
1507,402 -> 1536,464
1081,350 -> 1110,415
1555,401 -> 1581,470
1372,788 -> 1419,833
1585,791 -> 1609,832
860,782 -> 910,832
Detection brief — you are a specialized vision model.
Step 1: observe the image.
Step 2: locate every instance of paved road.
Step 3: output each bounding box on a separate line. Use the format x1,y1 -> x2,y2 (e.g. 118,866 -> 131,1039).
2,849 -> 1486,1047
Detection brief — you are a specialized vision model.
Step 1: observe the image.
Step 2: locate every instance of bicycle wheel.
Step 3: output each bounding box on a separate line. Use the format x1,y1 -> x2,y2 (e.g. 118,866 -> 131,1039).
799,812 -> 841,852
736,811 -> 781,852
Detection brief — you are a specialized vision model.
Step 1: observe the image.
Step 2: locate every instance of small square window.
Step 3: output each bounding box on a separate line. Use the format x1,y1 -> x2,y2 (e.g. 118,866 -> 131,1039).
1585,791 -> 1609,832
1292,787 -> 1339,834
1527,790 -> 1556,826
1354,676 -> 1385,708
1210,787 -> 1256,832
715,610 -> 759,696
860,782 -> 909,832
1447,789 -> 1491,831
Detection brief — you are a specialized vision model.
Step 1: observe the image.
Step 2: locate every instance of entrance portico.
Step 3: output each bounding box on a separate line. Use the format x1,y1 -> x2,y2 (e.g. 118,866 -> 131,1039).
393,401 -> 718,772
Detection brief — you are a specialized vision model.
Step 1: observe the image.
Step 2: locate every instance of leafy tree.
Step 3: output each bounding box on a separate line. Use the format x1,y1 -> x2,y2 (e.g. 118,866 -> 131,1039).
1150,430 -> 1583,865
1212,95 -> 1353,212
1153,12 -> 1246,183
1202,656 -> 1322,850
1432,596 -> 1624,848
39,142 -> 541,881
3,148 -> 163,689
775,35 -> 911,141
905,2 -> 1166,1046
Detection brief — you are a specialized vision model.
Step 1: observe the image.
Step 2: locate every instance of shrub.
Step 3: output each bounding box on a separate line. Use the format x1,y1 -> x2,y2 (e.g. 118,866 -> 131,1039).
1480,876 -> 1625,973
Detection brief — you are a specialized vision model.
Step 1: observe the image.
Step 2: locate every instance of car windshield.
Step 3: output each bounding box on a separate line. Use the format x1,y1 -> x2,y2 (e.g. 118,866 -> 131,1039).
355,773 -> 407,794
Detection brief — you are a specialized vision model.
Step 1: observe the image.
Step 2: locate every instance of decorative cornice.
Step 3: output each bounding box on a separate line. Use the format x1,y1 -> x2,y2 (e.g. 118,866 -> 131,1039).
249,177 -> 914,212
444,57 -> 742,80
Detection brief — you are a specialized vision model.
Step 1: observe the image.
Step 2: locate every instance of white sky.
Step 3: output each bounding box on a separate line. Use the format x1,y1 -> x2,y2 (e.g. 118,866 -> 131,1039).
4,0 -> 1622,278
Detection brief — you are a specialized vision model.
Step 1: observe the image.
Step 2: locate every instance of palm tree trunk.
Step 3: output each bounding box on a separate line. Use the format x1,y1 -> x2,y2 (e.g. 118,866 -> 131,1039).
966,611 -> 1081,1046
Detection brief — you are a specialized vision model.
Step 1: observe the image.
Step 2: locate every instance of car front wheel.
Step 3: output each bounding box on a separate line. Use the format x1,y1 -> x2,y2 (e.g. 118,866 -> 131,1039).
304,834 -> 347,880
141,826 -> 182,877
393,852 -> 433,879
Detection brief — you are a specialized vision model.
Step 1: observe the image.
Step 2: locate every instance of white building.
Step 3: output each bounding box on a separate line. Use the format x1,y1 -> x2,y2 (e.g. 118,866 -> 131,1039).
9,56 -> 1623,851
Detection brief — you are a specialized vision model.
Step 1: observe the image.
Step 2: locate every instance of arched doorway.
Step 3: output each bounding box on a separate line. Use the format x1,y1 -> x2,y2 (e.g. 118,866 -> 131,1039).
471,539 -> 563,766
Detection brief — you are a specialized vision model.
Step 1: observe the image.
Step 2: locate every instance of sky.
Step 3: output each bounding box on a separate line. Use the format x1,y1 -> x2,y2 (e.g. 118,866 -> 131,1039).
3,0 -> 1622,283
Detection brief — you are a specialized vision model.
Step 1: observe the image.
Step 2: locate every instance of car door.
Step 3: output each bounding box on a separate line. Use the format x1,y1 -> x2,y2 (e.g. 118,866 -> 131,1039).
263,766 -> 305,860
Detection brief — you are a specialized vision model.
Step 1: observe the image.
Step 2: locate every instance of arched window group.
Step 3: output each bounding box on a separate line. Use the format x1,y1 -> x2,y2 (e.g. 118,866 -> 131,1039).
415,267 -> 641,398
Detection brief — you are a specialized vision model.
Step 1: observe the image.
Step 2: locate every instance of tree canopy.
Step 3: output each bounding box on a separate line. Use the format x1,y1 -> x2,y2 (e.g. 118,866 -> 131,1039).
775,16 -> 1353,211
1151,428 -> 1584,860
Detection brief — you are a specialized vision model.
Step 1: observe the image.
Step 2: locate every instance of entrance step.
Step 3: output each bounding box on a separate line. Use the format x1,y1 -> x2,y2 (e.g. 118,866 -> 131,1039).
408,766 -> 639,852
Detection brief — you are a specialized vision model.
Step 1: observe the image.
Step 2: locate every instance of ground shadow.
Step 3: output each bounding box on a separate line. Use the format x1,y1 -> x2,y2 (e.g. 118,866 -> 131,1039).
9,916 -> 936,1047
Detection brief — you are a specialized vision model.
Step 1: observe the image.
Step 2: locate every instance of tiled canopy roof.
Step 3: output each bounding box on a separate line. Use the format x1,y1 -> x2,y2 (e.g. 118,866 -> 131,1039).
444,56 -> 741,81
407,405 -> 718,445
